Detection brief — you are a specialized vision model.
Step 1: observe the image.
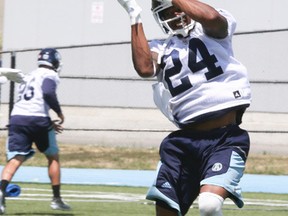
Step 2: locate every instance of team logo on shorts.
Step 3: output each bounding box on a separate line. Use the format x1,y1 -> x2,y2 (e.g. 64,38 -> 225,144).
212,163 -> 223,172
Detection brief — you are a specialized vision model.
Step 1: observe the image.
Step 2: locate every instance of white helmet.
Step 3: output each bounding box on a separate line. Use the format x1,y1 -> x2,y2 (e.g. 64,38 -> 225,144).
151,0 -> 195,37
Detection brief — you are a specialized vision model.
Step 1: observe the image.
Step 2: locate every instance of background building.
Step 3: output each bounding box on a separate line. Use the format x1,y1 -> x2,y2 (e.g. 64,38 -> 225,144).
1,0 -> 288,153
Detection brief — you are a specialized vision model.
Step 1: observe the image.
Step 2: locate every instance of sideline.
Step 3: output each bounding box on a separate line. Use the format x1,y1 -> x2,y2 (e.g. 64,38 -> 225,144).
0,166 -> 288,194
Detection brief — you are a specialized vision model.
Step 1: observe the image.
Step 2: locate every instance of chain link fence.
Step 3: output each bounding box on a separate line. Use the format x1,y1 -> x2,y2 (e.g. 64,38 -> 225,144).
1,36 -> 288,153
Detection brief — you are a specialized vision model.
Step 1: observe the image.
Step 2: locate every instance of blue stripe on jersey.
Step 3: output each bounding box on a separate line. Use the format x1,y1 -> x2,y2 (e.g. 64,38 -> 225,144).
42,78 -> 62,114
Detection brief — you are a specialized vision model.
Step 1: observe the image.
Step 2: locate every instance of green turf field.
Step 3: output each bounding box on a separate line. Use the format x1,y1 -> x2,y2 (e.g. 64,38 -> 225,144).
3,183 -> 288,216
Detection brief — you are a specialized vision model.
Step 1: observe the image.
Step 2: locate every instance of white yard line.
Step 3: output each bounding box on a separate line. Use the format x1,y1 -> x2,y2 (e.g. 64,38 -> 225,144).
7,188 -> 288,208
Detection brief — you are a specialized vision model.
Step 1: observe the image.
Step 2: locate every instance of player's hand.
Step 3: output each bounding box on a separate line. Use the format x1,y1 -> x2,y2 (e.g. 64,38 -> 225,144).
0,68 -> 25,83
57,113 -> 65,124
117,0 -> 142,25
52,120 -> 64,134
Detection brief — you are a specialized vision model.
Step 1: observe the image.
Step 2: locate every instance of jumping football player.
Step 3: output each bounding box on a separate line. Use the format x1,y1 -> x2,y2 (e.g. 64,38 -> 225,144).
118,0 -> 252,215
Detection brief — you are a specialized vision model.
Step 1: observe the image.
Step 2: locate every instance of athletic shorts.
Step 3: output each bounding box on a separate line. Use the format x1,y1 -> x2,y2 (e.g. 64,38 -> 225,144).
146,124 -> 250,215
6,125 -> 59,161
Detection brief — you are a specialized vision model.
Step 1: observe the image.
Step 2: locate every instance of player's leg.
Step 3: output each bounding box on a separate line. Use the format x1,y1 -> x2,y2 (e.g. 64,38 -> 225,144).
198,186 -> 227,216
2,125 -> 35,182
156,204 -> 178,216
0,155 -> 25,214
199,125 -> 250,215
36,128 -> 71,210
1,155 -> 25,182
45,153 -> 70,210
146,160 -> 182,215
0,155 -> 25,212
1,125 -> 35,214
1,125 -> 35,183
46,153 -> 61,186
35,127 -> 61,189
146,131 -> 200,216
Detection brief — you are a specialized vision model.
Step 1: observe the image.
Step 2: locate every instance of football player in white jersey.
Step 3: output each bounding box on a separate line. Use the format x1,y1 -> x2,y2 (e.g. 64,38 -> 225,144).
118,0 -> 251,215
0,48 -> 71,215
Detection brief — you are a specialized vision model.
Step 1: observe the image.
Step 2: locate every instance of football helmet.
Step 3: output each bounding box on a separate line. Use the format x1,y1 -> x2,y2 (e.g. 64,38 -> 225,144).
37,48 -> 62,72
151,0 -> 195,37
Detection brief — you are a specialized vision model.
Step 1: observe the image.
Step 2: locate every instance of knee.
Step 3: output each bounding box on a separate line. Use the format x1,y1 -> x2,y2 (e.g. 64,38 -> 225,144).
198,192 -> 224,216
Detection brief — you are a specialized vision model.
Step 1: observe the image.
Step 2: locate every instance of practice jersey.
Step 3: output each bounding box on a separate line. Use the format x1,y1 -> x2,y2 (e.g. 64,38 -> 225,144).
10,67 -> 61,126
150,9 -> 251,128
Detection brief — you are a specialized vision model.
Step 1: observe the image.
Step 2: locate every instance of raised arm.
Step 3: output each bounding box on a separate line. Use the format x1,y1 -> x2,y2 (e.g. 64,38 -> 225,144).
118,0 -> 157,78
131,23 -> 157,78
172,0 -> 228,38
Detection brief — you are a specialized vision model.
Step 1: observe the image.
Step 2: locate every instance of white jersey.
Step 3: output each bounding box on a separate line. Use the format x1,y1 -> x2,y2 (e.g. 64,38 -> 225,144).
150,9 -> 251,127
11,67 -> 60,117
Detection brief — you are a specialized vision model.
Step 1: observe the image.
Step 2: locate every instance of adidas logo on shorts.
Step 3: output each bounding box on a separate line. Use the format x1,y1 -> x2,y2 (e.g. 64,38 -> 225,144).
161,182 -> 172,189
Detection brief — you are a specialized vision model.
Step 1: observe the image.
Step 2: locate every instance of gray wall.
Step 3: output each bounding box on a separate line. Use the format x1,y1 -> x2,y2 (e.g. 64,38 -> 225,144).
1,0 -> 288,112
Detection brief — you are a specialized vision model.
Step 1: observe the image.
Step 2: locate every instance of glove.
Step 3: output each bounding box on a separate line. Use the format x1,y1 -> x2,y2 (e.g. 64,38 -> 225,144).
2,72 -> 25,83
0,68 -> 25,83
0,76 -> 8,84
118,0 -> 142,25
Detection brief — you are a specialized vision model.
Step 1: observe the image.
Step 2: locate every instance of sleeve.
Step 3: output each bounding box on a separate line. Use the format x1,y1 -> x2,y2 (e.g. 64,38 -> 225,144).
152,82 -> 175,124
42,78 -> 62,115
149,38 -> 171,65
149,39 -> 165,55
218,9 -> 237,37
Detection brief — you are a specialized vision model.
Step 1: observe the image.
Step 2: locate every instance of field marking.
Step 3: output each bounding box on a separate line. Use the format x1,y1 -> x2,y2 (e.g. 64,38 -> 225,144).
8,188 -> 288,208
9,187 -> 145,202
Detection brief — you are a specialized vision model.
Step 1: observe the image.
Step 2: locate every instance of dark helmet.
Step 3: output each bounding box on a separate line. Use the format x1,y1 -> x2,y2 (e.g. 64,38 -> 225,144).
37,48 -> 62,72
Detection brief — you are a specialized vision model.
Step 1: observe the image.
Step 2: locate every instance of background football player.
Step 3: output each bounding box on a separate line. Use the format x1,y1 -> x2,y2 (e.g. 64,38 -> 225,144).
0,48 -> 70,215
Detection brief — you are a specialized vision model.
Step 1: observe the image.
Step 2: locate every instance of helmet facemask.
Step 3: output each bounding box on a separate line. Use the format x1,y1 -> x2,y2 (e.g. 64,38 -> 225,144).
152,1 -> 195,37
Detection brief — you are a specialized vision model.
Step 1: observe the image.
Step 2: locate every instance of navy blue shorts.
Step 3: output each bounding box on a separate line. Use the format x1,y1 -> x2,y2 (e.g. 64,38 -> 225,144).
146,124 -> 250,215
6,125 -> 59,161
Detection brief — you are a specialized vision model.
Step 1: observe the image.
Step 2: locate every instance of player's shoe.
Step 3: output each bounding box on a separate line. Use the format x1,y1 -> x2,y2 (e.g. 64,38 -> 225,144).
50,197 -> 71,211
0,191 -> 5,215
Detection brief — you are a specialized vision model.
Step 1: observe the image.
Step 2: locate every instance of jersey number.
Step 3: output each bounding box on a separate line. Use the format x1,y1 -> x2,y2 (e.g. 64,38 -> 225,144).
164,38 -> 224,97
17,78 -> 35,101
